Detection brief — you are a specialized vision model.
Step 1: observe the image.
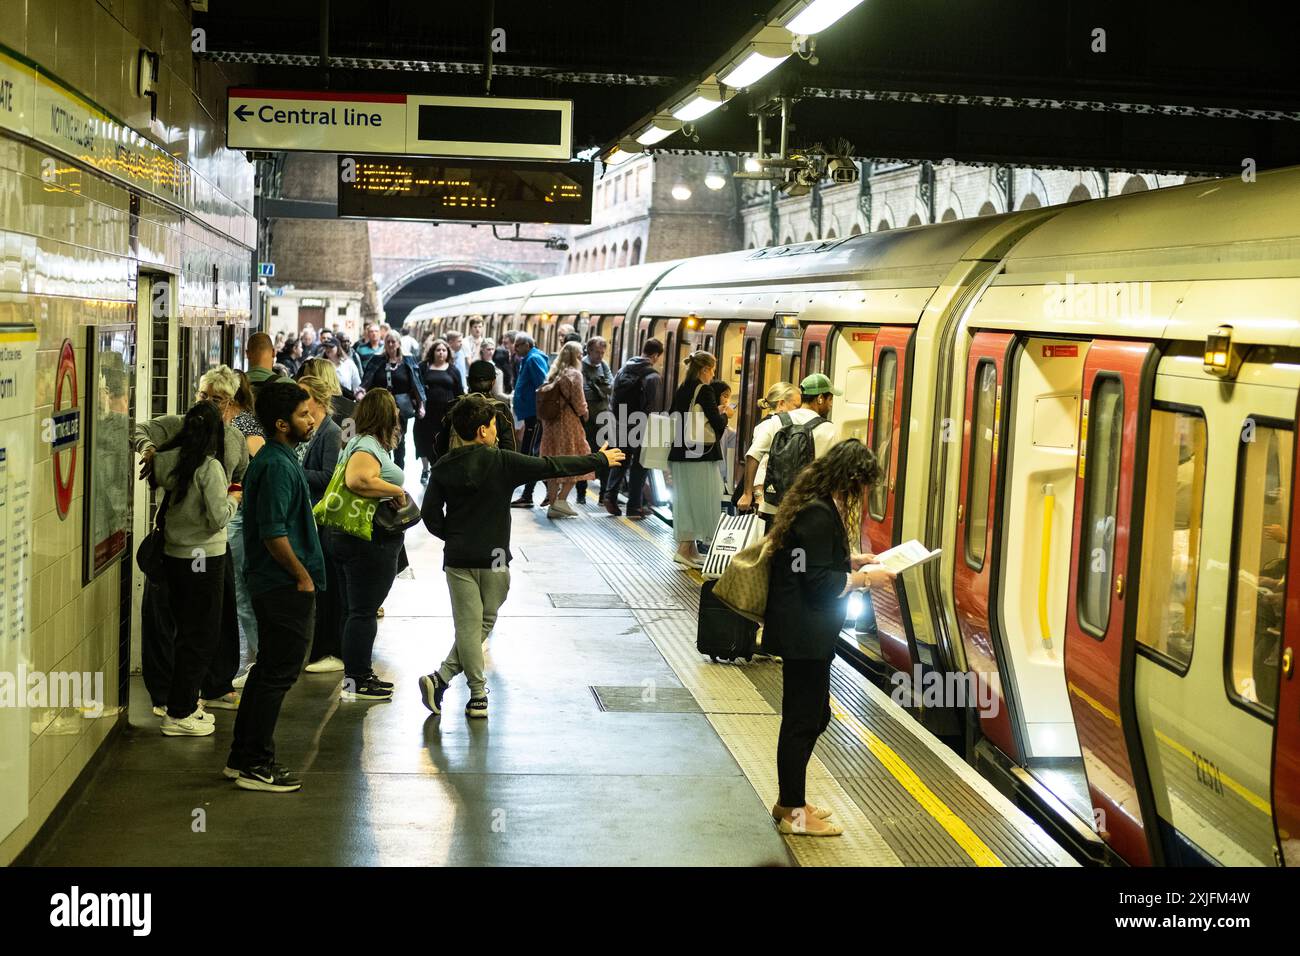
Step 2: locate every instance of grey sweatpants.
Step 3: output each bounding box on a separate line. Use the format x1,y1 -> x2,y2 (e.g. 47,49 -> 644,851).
437,566 -> 512,698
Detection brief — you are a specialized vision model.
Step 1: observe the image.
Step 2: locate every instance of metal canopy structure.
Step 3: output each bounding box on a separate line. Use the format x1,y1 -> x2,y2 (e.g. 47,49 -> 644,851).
200,0 -> 1300,175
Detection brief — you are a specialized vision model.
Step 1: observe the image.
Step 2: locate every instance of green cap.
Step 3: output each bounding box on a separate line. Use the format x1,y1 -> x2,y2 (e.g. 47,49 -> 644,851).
800,372 -> 842,396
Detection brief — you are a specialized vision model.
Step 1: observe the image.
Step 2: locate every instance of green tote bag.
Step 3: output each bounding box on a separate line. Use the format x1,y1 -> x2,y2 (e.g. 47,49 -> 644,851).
313,456 -> 378,541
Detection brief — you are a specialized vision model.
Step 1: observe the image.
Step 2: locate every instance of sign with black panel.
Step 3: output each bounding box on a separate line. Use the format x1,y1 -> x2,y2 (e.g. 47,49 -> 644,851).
337,155 -> 593,225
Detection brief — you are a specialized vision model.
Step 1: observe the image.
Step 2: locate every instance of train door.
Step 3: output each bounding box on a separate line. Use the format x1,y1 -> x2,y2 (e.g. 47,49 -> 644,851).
737,322 -> 768,453
635,316 -> 652,360
657,318 -> 685,404
801,324 -> 833,378
829,327 -> 875,446
953,332 -> 1021,761
606,315 -> 626,368
1276,391 -> 1300,866
1063,339 -> 1161,865
863,326 -> 915,672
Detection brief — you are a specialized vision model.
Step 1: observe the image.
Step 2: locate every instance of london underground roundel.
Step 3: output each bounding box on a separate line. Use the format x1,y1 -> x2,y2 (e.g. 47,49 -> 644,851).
51,338 -> 81,520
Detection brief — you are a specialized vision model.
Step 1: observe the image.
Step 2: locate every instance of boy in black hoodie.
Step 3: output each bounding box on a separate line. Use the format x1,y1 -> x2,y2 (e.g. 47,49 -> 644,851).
420,393 -> 625,718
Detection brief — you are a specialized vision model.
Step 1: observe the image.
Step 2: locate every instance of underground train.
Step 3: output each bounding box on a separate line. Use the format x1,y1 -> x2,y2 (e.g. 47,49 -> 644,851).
410,167 -> 1300,868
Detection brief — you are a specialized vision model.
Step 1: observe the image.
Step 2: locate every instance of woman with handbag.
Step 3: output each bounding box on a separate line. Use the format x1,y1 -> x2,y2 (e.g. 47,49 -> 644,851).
359,331 -> 425,471
536,341 -> 591,519
297,374 -> 346,675
667,351 -> 733,568
322,388 -> 411,702
764,439 -> 895,837
151,401 -> 243,737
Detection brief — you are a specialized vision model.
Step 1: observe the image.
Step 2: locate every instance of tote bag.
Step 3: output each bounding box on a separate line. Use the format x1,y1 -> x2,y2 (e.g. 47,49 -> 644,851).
712,537 -> 771,625
640,411 -> 673,471
701,512 -> 763,580
684,383 -> 717,448
313,457 -> 378,541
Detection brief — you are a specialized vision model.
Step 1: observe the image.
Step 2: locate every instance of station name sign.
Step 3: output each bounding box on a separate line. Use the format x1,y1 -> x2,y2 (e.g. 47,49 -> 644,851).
227,89 -> 572,160
337,155 -> 593,225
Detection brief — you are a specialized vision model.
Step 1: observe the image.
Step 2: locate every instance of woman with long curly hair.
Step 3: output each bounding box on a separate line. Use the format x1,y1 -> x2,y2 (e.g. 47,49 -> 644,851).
765,438 -> 895,837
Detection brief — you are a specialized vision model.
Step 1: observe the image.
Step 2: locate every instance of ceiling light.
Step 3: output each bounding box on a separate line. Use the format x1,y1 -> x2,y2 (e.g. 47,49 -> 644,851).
782,0 -> 867,35
635,118 -> 681,146
744,156 -> 763,172
719,50 -> 790,88
672,95 -> 723,122
671,183 -> 692,201
603,146 -> 635,165
705,171 -> 727,190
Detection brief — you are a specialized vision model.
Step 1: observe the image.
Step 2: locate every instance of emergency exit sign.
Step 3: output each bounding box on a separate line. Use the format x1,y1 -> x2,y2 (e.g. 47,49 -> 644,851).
227,88 -> 573,160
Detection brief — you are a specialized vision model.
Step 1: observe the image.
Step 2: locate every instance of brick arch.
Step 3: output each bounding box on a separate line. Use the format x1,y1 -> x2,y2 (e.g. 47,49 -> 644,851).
379,258 -> 513,307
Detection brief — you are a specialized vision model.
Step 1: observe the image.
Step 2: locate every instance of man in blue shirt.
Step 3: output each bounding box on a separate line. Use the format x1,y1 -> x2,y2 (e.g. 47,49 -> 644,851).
226,381 -> 325,793
509,332 -> 552,507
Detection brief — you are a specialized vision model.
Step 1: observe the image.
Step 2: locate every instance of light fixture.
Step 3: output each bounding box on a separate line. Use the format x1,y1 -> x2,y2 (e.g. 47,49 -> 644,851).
636,117 -> 682,146
671,183 -> 692,201
1204,325 -> 1245,378
780,0 -> 867,36
704,171 -> 727,190
672,92 -> 725,122
602,144 -> 636,165
743,155 -> 763,173
718,26 -> 793,89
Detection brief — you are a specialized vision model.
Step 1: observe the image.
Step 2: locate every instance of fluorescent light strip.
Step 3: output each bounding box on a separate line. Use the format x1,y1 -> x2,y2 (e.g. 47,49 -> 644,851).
635,124 -> 676,146
672,95 -> 722,122
785,0 -> 866,35
719,50 -> 790,88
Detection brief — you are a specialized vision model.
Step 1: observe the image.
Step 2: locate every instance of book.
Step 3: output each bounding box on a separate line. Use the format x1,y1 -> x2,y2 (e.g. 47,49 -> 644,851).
873,539 -> 942,574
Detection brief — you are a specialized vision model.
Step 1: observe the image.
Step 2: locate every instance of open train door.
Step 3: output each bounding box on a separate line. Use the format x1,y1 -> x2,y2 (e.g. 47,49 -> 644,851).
953,331 -> 1020,761
1272,392 -> 1300,866
1063,339 -> 1162,865
801,323 -> 834,377
863,325 -> 916,672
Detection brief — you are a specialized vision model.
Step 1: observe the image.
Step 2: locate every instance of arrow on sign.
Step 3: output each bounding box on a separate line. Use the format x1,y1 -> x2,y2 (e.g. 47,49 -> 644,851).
235,105 -> 254,122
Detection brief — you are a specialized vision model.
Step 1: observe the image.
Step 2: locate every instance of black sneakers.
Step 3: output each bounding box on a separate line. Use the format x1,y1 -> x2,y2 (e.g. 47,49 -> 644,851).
419,672 -> 449,715
341,674 -> 394,701
367,672 -> 395,690
466,695 -> 489,719
509,495 -> 534,508
235,764 -> 303,793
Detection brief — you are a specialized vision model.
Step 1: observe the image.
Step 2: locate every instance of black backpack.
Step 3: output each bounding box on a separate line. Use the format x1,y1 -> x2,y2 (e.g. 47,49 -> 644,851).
763,413 -> 826,507
611,362 -> 650,417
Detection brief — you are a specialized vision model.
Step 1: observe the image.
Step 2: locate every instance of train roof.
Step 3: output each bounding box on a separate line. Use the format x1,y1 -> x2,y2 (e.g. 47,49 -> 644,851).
518,259 -> 686,316
406,281 -> 539,324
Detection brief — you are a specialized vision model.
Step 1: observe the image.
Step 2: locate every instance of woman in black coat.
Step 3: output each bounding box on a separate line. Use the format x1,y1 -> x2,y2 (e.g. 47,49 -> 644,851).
765,438 -> 895,837
413,338 -> 464,484
359,331 -> 426,471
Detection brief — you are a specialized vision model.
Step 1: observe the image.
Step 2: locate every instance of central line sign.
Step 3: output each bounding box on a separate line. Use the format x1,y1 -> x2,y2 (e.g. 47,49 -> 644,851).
226,88 -> 573,160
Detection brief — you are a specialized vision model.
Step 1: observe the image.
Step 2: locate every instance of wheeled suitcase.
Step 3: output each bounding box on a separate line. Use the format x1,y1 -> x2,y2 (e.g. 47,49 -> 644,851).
696,578 -> 758,663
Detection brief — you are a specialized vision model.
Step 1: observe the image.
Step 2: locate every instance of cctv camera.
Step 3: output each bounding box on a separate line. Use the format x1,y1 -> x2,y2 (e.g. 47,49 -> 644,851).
828,157 -> 858,185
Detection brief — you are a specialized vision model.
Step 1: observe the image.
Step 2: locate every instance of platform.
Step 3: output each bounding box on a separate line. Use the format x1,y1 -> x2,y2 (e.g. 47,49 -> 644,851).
28,495 -> 1075,867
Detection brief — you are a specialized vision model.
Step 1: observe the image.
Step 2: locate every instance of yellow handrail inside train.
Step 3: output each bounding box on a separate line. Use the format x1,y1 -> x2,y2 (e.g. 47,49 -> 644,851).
1039,484 -> 1054,649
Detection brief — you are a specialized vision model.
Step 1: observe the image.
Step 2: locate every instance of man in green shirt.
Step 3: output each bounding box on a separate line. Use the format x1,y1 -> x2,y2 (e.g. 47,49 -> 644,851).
226,381 -> 324,793
246,331 -> 290,393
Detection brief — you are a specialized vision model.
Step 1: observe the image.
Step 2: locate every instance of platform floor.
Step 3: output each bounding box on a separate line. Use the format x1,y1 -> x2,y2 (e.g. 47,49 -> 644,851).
30,489 -> 1075,867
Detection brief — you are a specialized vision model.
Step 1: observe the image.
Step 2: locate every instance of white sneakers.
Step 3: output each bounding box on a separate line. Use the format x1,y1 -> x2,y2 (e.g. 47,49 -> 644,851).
305,655 -> 345,673
200,692 -> 240,710
160,710 -> 216,737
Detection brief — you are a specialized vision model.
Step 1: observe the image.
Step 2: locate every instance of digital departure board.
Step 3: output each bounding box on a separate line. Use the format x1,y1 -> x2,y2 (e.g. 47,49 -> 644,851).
337,156 -> 593,225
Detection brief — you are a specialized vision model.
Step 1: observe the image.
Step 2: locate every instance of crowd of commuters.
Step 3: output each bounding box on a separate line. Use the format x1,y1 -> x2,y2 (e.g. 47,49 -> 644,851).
135,320 -> 896,841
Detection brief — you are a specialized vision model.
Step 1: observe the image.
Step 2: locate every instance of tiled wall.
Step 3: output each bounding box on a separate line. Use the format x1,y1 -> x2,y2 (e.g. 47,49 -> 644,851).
0,0 -> 255,864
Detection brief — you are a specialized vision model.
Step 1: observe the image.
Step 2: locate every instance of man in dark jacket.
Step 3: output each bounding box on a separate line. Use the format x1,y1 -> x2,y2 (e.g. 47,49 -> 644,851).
419,394 -> 624,719
575,335 -> 614,504
433,360 -> 517,458
601,337 -> 663,517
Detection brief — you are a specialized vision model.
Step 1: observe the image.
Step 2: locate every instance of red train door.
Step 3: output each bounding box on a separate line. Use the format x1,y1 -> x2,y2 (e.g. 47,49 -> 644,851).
1063,339 -> 1161,865
953,331 -> 1020,760
660,318 -> 683,403
863,325 -> 915,672
1273,392 -> 1300,866
801,323 -> 833,376
606,315 -> 625,369
738,321 -> 768,451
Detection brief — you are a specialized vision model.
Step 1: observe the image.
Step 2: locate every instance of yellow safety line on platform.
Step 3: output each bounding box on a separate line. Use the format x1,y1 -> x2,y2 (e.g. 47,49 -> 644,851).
829,694 -> 1005,867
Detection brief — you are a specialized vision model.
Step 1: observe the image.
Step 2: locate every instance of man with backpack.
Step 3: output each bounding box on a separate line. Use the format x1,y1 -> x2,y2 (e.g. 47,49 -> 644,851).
601,338 -> 664,518
737,372 -> 839,527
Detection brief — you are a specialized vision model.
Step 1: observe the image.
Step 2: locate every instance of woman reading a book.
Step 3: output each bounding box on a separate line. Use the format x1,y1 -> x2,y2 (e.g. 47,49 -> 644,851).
764,438 -> 896,837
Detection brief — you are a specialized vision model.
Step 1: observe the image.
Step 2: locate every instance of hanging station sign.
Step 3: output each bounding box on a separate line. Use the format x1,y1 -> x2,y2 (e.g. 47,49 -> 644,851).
227,89 -> 573,160
337,155 -> 593,224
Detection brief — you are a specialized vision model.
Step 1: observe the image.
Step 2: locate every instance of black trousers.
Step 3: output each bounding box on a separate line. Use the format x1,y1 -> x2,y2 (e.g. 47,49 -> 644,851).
517,416 -> 543,498
605,447 -> 648,512
144,554 -> 240,709
309,544 -> 343,663
576,409 -> 609,500
164,553 -> 235,718
230,586 -> 315,768
394,414 -> 411,470
777,657 -> 833,808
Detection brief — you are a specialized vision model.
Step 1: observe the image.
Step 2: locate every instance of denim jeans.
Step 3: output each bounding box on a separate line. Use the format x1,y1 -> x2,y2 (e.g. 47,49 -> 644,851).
228,509 -> 259,662
329,528 -> 403,677
229,586 -> 315,768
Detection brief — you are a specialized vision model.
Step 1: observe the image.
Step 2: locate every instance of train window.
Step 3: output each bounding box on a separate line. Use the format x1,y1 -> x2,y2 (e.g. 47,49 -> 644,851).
1227,420 -> 1293,714
964,359 -> 997,570
1135,408 -> 1207,672
806,343 -> 822,375
1077,376 -> 1124,638
868,349 -> 898,520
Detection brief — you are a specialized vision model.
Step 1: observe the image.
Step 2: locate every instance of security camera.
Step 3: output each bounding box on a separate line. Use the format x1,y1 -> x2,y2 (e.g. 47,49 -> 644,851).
828,157 -> 858,185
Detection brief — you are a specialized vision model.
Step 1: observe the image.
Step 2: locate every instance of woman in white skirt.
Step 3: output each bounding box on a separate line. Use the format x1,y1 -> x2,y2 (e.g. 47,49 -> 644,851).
667,351 -> 734,568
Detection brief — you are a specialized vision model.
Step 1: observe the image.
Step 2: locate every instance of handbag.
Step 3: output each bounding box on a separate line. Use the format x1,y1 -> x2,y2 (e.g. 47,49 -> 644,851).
701,512 -> 763,580
135,492 -> 171,582
684,383 -> 717,448
386,363 -> 416,419
313,456 -> 378,541
373,495 -> 421,534
713,537 -> 772,625
640,411 -> 673,471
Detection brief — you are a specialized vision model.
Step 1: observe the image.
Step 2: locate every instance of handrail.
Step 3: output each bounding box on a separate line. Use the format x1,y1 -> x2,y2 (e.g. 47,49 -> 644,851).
1038,483 -> 1055,649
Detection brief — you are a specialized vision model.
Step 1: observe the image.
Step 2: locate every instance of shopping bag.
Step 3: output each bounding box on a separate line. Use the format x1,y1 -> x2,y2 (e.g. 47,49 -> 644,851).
701,512 -> 763,580
312,457 -> 377,541
639,411 -> 673,471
